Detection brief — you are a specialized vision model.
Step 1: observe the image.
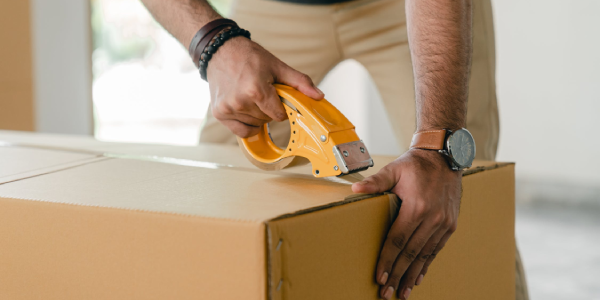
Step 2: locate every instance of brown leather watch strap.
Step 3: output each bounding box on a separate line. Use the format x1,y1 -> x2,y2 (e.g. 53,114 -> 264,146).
188,19 -> 238,68
410,129 -> 447,150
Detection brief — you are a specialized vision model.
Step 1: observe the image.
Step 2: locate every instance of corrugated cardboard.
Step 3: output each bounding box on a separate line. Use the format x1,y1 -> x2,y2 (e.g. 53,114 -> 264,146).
0,131 -> 515,299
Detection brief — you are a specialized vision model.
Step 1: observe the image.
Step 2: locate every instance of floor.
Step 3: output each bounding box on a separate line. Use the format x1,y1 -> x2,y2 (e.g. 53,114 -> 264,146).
516,203 -> 600,300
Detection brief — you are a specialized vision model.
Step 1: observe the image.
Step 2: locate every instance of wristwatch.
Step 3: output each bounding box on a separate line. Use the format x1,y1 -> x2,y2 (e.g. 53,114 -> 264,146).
410,128 -> 476,171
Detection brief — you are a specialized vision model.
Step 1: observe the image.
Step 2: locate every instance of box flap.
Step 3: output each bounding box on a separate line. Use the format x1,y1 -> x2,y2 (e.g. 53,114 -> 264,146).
0,145 -> 105,184
0,131 -> 512,223
0,157 -> 366,222
0,130 -> 267,169
0,130 -> 107,151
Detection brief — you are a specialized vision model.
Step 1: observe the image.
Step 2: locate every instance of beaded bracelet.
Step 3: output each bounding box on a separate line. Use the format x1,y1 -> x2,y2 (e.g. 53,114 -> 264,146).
198,27 -> 251,81
188,19 -> 238,68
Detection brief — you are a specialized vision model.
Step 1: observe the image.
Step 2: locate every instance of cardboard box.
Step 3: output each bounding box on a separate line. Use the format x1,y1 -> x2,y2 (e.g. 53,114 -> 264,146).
0,131 -> 515,299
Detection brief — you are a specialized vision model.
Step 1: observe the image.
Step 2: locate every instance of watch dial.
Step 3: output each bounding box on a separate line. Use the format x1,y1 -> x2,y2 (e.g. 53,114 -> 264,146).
447,129 -> 476,168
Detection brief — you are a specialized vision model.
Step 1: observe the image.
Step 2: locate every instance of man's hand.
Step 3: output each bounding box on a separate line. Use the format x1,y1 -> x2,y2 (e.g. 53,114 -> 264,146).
140,0 -> 324,138
207,36 -> 324,138
363,0 -> 473,296
352,149 -> 461,300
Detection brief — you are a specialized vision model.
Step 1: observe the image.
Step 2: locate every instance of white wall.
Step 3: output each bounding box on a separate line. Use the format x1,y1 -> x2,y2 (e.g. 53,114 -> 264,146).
323,0 -> 600,188
30,0 -> 93,135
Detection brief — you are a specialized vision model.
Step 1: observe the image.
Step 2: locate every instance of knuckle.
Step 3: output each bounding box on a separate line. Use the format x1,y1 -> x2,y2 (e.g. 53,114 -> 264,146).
233,123 -> 259,138
446,219 -> 458,232
418,243 -> 437,262
217,101 -> 234,115
418,251 -> 431,262
230,99 -> 247,112
381,259 -> 395,269
401,248 -> 418,262
390,235 -> 407,250
429,252 -> 438,260
369,173 -> 382,182
364,174 -> 380,186
414,202 -> 429,218
387,274 -> 402,286
273,108 -> 287,121
415,210 -> 426,219
449,222 -> 458,233
211,106 -> 223,119
248,126 -> 261,136
432,213 -> 446,227
236,127 -> 253,138
298,73 -> 312,84
427,241 -> 439,253
244,87 -> 264,101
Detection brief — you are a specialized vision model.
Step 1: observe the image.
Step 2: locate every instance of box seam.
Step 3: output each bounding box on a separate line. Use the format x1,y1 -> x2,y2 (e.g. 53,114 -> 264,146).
0,156 -> 110,185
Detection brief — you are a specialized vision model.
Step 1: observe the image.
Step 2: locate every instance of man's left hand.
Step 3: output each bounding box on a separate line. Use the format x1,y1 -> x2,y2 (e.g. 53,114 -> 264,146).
352,149 -> 462,300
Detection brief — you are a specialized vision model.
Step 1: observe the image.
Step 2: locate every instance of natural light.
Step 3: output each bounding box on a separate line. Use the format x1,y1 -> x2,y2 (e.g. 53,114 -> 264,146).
92,0 -> 212,145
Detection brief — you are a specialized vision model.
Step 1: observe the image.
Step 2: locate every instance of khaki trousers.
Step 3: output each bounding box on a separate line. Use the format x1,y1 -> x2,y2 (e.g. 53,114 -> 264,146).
199,0 -> 499,161
199,0 -> 527,298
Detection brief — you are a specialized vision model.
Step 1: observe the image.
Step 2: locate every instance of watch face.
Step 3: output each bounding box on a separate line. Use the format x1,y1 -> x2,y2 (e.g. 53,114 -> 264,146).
447,129 -> 476,168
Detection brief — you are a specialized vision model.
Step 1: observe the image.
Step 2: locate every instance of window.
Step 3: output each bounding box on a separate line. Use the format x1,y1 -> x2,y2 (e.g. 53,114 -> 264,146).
91,0 -> 230,145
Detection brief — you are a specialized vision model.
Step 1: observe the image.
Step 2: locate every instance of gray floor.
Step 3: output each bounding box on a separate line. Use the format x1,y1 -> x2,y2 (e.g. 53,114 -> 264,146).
516,203 -> 600,300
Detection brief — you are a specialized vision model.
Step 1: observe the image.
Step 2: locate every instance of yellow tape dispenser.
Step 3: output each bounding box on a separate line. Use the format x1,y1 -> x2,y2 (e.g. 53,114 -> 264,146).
238,84 -> 374,178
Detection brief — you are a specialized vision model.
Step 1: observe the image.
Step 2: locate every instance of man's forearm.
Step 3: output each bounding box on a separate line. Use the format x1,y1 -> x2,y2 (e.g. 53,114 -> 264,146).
141,0 -> 222,48
406,0 -> 472,131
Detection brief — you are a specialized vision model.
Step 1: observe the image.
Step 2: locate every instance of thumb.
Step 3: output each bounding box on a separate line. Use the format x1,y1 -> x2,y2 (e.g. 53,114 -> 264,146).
352,165 -> 399,194
275,63 -> 324,100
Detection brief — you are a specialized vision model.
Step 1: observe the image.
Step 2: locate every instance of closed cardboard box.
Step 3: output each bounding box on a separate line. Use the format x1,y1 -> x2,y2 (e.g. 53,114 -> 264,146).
0,131 -> 515,299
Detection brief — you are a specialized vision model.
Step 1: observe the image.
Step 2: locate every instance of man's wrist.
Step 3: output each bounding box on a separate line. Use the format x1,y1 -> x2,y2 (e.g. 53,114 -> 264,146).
188,19 -> 240,68
410,127 -> 475,171
208,36 -> 247,66
199,29 -> 251,81
407,148 -> 462,175
182,16 -> 222,50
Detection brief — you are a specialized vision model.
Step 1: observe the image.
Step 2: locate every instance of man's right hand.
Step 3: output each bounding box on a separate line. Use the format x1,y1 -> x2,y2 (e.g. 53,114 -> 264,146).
206,36 -> 324,138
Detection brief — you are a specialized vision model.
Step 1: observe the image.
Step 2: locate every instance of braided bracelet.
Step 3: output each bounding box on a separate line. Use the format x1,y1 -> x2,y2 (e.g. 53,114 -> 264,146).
188,19 -> 238,68
198,27 -> 251,81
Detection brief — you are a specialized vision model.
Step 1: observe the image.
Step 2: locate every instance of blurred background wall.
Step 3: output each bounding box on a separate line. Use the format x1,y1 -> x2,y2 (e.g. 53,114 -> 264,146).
30,0 -> 93,135
0,0 -> 92,134
494,1 -> 600,209
0,2 -> 35,131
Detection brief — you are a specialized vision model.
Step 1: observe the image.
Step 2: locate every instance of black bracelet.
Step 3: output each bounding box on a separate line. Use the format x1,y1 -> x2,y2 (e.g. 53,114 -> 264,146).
199,27 -> 251,81
188,19 -> 238,68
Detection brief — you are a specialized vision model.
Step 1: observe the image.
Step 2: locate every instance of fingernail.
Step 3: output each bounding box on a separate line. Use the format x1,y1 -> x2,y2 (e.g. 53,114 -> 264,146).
403,287 -> 412,300
379,272 -> 389,285
383,286 -> 394,300
416,274 -> 423,286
